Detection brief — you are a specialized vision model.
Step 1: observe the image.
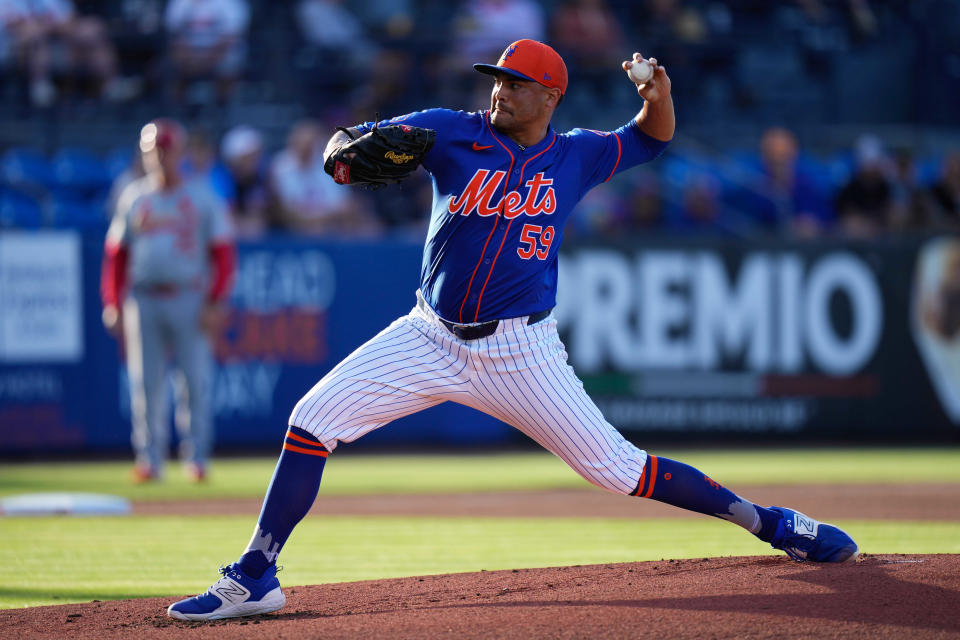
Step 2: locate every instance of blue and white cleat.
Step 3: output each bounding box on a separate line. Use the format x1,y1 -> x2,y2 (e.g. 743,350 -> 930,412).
769,506 -> 859,563
167,563 -> 285,621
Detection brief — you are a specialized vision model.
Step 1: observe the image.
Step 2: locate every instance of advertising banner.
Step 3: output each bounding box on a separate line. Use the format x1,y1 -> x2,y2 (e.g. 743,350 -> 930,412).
554,236 -> 959,439
0,232 -> 83,362
1,232 -> 957,455
0,234 -> 510,454
0,231 -> 90,451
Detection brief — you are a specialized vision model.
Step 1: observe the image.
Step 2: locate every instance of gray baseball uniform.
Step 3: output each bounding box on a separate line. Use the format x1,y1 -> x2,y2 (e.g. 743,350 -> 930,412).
106,175 -> 233,474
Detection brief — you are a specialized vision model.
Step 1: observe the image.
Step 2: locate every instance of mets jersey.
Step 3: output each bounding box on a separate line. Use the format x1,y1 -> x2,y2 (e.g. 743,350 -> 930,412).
356,109 -> 669,323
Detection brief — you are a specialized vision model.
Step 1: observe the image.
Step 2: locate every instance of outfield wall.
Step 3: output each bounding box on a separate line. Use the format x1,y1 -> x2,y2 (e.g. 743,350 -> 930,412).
0,230 -> 957,454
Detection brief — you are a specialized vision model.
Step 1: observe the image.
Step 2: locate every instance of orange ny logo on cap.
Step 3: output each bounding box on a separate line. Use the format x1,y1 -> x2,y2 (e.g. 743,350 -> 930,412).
474,39 -> 568,95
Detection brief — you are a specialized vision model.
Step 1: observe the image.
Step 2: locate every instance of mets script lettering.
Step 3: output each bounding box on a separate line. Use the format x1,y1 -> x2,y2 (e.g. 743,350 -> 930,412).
448,170 -> 557,219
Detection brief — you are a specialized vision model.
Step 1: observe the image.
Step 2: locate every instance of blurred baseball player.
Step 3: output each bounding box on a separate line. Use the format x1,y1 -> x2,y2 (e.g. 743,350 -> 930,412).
169,40 -> 858,621
102,118 -> 235,484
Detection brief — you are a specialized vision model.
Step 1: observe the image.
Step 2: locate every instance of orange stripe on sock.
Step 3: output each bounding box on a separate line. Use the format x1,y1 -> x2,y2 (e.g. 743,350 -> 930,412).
283,442 -> 329,457
285,429 -> 326,448
641,455 -> 658,498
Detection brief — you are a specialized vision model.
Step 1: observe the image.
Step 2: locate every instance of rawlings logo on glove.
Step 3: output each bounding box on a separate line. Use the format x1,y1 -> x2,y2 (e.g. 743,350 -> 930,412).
325,123 -> 435,189
385,151 -> 415,164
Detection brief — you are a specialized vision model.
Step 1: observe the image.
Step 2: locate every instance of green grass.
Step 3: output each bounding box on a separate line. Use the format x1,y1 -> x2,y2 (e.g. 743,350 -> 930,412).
2,448 -> 958,610
3,516 -> 958,609
2,448 -> 959,501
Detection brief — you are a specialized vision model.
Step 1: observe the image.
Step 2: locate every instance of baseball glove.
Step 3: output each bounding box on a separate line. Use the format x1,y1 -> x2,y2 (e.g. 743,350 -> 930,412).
324,123 -> 436,189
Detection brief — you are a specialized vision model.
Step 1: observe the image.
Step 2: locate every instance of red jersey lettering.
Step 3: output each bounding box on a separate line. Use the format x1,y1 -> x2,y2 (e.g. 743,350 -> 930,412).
447,169 -> 505,217
450,170 -> 557,219
502,191 -> 524,217
525,173 -> 556,215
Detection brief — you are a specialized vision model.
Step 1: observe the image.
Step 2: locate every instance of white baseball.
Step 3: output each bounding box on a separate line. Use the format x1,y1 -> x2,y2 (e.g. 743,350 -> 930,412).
628,60 -> 654,84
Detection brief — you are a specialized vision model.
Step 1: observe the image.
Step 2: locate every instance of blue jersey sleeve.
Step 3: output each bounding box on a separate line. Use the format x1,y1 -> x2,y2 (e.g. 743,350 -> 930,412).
354,109 -> 465,175
569,119 -> 671,193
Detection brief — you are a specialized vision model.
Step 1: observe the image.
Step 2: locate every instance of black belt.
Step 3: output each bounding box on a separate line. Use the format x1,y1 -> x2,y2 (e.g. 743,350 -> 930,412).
135,280 -> 202,296
419,297 -> 551,340
137,283 -> 186,296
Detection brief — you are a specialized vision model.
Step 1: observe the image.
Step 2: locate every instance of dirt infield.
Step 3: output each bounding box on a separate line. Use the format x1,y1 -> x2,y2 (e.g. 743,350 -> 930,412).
5,486 -> 958,638
4,554 -> 959,639
133,483 -> 960,520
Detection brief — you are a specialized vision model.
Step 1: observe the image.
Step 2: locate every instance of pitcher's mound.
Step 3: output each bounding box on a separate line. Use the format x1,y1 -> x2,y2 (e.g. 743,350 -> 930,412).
5,554 -> 959,639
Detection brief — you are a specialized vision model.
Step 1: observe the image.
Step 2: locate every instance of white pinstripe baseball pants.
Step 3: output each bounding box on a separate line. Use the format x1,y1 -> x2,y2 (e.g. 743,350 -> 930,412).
290,291 -> 647,495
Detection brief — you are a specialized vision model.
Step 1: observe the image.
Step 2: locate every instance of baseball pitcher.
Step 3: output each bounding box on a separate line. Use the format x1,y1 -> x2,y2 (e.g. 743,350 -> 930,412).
168,41 -> 858,622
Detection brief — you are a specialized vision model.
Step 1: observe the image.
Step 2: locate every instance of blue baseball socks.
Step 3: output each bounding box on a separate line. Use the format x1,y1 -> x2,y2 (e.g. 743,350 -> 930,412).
235,434 -> 781,578
237,427 -> 328,579
633,455 -> 782,542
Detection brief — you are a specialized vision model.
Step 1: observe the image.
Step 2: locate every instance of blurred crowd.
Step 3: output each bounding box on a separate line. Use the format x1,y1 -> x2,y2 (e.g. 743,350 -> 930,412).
97,117 -> 429,240
3,117 -> 950,241
0,0 -> 958,239
564,128 -> 960,239
0,0 -> 248,108
0,0 -> 951,117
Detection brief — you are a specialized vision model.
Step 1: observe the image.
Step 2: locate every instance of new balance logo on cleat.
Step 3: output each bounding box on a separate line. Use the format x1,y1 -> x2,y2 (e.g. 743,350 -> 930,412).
793,515 -> 819,537
769,506 -> 859,563
167,563 -> 285,621
213,579 -> 250,604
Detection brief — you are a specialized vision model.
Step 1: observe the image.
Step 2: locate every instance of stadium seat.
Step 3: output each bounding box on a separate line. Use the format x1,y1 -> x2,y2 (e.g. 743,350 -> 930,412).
51,147 -> 112,199
105,146 -> 135,180
726,150 -> 762,173
917,156 -> 943,186
0,148 -> 56,195
797,154 -> 832,186
826,152 -> 856,190
0,186 -> 45,228
49,193 -> 108,230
